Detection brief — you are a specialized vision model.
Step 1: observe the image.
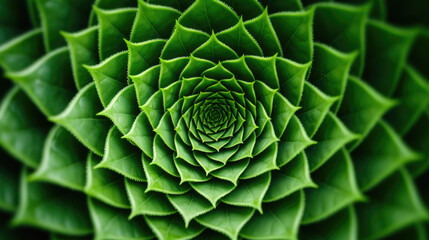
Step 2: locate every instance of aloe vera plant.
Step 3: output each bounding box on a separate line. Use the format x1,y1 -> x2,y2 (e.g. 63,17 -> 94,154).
0,0 -> 429,239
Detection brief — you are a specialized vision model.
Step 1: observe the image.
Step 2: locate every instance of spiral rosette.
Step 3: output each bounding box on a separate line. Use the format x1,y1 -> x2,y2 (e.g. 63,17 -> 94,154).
0,0 -> 428,239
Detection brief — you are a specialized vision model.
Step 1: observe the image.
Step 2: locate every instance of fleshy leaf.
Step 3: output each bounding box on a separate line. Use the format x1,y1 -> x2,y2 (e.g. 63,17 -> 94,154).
174,158 -> 211,184
6,47 -> 75,116
126,39 -> 166,77
196,205 -> 254,240
0,155 -> 19,212
179,0 -> 239,33
264,153 -> 316,202
152,134 -> 179,177
222,56 -> 255,82
98,85 -> 139,134
50,83 -> 110,156
276,57 -> 310,106
123,112 -> 155,158
62,26 -> 99,89
240,191 -> 304,240
353,121 -> 420,191
210,159 -> 250,185
307,113 -> 359,171
259,0 -> 303,13
147,0 -> 194,11
220,0 -> 263,20
94,7 -> 136,60
12,169 -> 92,235
222,173 -> 271,213
245,55 -> 279,90
88,198 -> 154,240
96,127 -> 145,181
145,214 -> 204,240
130,0 -> 181,42
85,51 -> 128,107
131,65 -> 160,106
85,153 -> 130,209
0,87 -> 48,167
193,151 -> 224,175
193,33 -> 238,62
168,191 -> 214,227
125,179 -> 176,218
241,142 -> 279,180
270,9 -> 314,63
357,169 -> 429,240
302,149 -> 364,224
143,154 -> 190,195
190,179 -> 235,207
30,126 -> 87,191
271,92 -> 299,138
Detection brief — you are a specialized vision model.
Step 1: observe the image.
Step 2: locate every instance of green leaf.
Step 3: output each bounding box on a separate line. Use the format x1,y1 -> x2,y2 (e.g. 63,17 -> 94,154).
241,142 -> 279,179
210,159 -> 249,185
85,51 -> 128,107
143,154 -> 190,195
222,173 -> 271,213
126,39 -> 166,76
30,126 -> 86,191
145,214 -> 205,240
338,76 -> 396,150
125,178 -> 176,218
50,83 -> 110,156
131,65 -> 160,106
245,55 -> 279,90
193,33 -> 238,62
96,127 -> 145,181
270,9 -> 314,64
309,43 -> 357,112
353,121 -> 420,191
244,9 -> 282,56
89,0 -> 137,25
0,87 -> 48,167
216,18 -> 263,56
153,134 -> 179,177
123,112 -> 155,158
196,205 -> 254,240
312,3 -> 370,75
161,81 -> 181,111
222,56 -> 255,82
130,0 -> 181,42
85,153 -> 130,209
277,116 -> 315,168
175,158 -> 211,184
364,20 -> 417,96
0,155 -> 19,212
357,169 -> 429,240
190,179 -> 235,207
159,57 -> 190,88
179,0 -> 239,33
141,91 -> 164,129
193,151 -> 224,175
62,26 -> 99,89
0,28 -> 44,72
301,207 -> 357,240
252,121 -> 279,156
180,55 -> 216,79
35,0 -> 92,51
306,112 -> 359,171
161,22 -> 209,60
168,191 -> 214,227
240,191 -> 304,240
12,169 -> 92,235
302,148 -> 364,224
202,63 -> 234,80
147,0 -> 194,11
276,57 -> 310,106
386,66 -> 429,135
94,7 -> 136,60
6,47 -> 75,116
271,92 -> 299,138
264,153 -> 316,202
259,0 -> 303,13
88,198 -> 154,240
220,0 -> 263,21
229,132 -> 255,162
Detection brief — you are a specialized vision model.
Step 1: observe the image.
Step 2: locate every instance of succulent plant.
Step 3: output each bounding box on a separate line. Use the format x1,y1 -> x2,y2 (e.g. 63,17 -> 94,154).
1,0 -> 429,239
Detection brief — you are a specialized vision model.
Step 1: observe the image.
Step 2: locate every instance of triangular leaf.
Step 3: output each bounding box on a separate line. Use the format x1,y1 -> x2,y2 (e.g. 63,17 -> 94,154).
126,39 -> 166,76
145,214 -> 204,240
123,112 -> 155,158
168,191 -> 214,227
190,179 -> 235,207
193,33 -> 238,62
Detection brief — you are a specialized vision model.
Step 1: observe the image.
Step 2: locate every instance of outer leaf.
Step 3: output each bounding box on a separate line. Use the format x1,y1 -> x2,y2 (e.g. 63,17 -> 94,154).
196,205 -> 254,240
145,214 -> 204,240
190,179 -> 235,207
131,65 -> 160,107
85,153 -> 130,209
271,92 -> 299,138
168,191 -> 214,227
210,159 -> 250,185
222,173 -> 271,213
123,112 -> 155,158
179,0 -> 239,33
0,154 -> 19,211
357,169 -> 429,240
12,169 -> 92,235
302,149 -> 364,224
220,0 -> 263,21
240,191 -> 304,240
0,87 -> 48,167
148,0 -> 194,11
193,33 -> 238,62
276,57 -> 310,106
259,0 -> 303,13
88,198 -> 153,240
264,153 -> 316,202
96,127 -> 145,181
174,158 -> 211,184
270,10 -> 314,64
6,47 -> 75,116
50,83 -> 110,156
126,39 -> 166,76
125,179 -> 176,218
130,0 -> 181,42
152,134 -> 179,177
30,126 -> 86,191
241,142 -> 279,179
